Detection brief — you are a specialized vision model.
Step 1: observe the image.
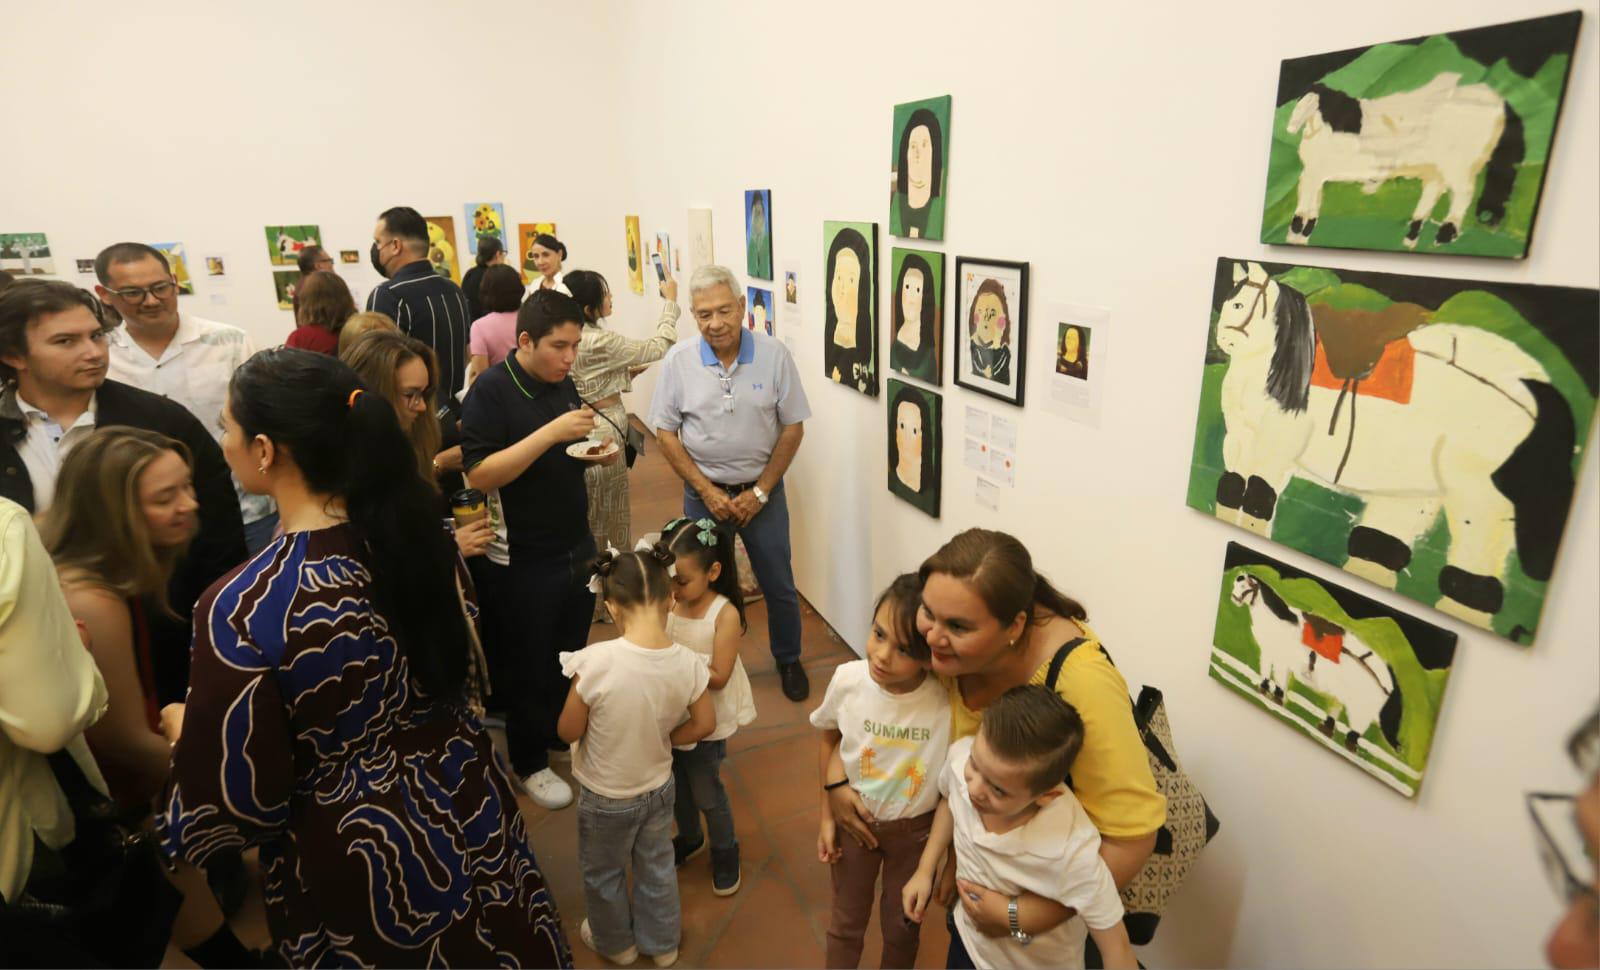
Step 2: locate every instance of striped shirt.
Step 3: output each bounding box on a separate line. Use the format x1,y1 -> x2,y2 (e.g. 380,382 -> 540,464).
365,260 -> 470,400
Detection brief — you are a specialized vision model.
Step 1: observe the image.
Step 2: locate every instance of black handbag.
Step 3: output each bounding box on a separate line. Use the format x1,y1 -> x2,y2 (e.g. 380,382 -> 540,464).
0,750 -> 182,967
1045,639 -> 1220,946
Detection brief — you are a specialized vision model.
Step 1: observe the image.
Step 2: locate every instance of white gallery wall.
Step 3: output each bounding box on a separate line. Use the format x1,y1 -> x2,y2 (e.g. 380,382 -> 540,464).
5,3 -> 1597,967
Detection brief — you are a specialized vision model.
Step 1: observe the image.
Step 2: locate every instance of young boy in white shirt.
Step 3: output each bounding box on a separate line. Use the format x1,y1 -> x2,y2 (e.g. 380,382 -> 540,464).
903,685 -> 1136,970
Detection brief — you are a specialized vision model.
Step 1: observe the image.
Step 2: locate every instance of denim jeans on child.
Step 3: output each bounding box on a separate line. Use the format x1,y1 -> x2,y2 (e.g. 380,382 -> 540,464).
671,739 -> 736,851
684,481 -> 802,665
577,778 -> 680,957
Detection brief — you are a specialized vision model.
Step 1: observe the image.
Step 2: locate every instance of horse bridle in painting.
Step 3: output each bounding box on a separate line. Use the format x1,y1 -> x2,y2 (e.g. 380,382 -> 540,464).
1224,277 -> 1271,336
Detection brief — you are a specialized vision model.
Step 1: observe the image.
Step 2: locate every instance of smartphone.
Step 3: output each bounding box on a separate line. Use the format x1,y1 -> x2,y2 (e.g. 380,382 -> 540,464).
651,253 -> 666,282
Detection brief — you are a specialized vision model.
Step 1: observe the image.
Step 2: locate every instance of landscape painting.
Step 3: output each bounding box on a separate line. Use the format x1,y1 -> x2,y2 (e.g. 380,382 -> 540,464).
1187,258 -> 1599,644
887,379 -> 942,518
1260,11 -> 1581,258
1211,543 -> 1457,799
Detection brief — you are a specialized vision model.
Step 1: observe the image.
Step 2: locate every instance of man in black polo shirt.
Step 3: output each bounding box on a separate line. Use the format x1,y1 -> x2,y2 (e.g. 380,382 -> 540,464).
462,289 -> 611,811
366,206 -> 471,401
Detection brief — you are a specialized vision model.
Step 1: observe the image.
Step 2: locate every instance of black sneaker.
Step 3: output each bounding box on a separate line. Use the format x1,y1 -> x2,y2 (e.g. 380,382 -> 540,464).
673,834 -> 706,867
778,662 -> 810,702
711,843 -> 741,896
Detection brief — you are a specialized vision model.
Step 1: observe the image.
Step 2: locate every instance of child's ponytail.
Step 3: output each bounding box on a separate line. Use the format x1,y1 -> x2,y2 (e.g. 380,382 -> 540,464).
588,541 -> 676,613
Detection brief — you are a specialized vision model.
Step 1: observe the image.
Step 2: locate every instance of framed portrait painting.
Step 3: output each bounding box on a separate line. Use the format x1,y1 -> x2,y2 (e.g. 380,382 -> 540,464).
887,379 -> 942,517
822,220 -> 878,397
954,256 -> 1028,406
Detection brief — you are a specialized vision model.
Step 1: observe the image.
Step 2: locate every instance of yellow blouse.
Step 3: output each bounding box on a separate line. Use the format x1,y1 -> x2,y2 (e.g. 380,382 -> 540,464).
572,301 -> 680,402
947,627 -> 1166,839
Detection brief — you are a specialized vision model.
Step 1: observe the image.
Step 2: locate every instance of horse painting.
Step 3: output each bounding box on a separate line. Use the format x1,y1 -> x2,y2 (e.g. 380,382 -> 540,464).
1210,544 -> 1458,798
1259,11 -> 1582,259
1286,74 -> 1520,251
1189,258 -> 1598,643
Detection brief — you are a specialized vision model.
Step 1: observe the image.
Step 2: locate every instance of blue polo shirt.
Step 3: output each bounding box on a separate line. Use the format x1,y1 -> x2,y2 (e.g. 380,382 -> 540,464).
647,328 -> 810,485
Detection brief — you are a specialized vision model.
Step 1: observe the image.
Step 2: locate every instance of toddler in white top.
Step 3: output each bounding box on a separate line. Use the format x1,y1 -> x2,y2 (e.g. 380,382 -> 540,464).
811,574 -> 950,969
661,517 -> 756,898
558,542 -> 714,968
904,685 -> 1136,970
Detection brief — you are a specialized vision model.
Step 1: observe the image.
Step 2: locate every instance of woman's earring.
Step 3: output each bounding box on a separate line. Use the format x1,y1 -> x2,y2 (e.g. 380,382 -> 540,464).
257,463 -> 267,474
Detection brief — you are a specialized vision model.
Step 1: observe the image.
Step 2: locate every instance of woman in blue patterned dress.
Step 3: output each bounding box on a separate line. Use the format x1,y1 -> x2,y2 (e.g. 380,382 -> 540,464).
157,348 -> 571,968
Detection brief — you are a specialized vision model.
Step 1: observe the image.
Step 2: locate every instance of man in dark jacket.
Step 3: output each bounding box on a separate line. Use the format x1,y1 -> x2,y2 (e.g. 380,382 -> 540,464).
0,279 -> 246,702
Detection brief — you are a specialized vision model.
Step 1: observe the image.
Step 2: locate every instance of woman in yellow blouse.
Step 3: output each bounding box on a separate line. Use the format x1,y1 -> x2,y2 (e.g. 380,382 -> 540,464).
565,269 -> 680,617
827,528 -> 1164,948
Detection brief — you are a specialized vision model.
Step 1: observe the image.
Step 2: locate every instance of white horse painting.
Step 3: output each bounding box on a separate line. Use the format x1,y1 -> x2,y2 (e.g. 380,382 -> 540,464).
1230,573 -> 1400,752
1211,261 -> 1573,632
1286,74 -> 1523,249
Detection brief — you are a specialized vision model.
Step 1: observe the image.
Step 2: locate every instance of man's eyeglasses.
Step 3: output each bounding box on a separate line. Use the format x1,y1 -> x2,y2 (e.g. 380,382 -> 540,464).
1527,711 -> 1599,905
104,280 -> 177,302
717,374 -> 735,413
400,388 -> 433,407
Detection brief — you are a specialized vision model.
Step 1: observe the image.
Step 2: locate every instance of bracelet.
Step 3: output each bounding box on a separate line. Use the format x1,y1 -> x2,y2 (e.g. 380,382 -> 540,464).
823,779 -> 849,791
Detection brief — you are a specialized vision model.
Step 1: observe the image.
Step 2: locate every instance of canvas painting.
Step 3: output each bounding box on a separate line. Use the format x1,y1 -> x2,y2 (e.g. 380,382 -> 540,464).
1212,542 -> 1457,798
890,247 -> 944,385
339,250 -> 360,264
688,208 -> 714,271
204,256 -> 226,277
1261,11 -> 1581,259
655,232 -> 672,273
272,269 -> 299,311
822,220 -> 878,397
624,216 -> 644,295
0,233 -> 54,275
889,95 -> 951,241
1056,322 -> 1090,380
264,225 -> 321,267
151,242 -> 194,295
887,379 -> 942,517
745,189 -> 772,280
465,202 -> 507,254
747,286 -> 773,335
954,257 -> 1028,406
516,222 -> 557,282
422,215 -> 460,283
1188,258 -> 1599,644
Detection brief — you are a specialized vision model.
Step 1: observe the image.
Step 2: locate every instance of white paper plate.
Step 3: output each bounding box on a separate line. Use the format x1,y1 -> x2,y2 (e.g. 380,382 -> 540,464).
566,440 -> 619,460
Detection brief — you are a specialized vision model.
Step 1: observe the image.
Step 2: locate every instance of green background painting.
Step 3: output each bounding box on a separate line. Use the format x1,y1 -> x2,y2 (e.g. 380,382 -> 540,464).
1210,543 -> 1457,798
886,378 -> 941,517
822,220 -> 878,396
889,247 -> 944,385
264,225 -> 322,266
889,94 -> 951,241
1187,257 -> 1599,644
1259,12 -> 1579,258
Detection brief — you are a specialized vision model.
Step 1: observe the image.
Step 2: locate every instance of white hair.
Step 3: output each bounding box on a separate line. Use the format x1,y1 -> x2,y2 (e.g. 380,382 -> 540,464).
689,264 -> 741,300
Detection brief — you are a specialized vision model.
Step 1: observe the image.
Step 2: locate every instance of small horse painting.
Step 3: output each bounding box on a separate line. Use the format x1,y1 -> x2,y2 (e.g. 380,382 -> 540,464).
1211,543 -> 1457,798
1187,258 -> 1598,644
1259,11 -> 1581,259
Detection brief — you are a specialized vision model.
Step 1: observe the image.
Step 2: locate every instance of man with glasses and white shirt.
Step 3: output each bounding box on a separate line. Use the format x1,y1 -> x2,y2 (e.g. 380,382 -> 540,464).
95,242 -> 276,553
648,264 -> 813,702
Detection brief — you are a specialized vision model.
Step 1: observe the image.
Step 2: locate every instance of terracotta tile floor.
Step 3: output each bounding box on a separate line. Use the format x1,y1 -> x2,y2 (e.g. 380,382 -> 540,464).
171,424 -> 952,968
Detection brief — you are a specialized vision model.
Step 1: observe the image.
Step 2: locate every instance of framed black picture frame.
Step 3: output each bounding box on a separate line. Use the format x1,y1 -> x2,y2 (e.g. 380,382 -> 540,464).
953,256 -> 1029,406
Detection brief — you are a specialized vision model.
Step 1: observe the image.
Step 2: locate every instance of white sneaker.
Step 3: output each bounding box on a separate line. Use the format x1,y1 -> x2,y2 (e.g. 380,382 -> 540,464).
580,918 -> 638,965
649,948 -> 679,966
520,768 -> 573,810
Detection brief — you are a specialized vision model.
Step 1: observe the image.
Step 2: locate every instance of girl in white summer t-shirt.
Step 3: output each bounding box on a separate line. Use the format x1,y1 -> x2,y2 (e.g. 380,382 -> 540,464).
661,517 -> 757,897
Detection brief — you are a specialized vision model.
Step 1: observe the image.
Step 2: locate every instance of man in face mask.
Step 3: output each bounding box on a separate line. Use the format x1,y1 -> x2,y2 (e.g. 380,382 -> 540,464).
365,207 -> 470,402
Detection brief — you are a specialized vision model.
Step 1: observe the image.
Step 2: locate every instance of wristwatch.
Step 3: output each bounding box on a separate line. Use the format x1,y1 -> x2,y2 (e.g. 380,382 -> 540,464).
751,485 -> 769,505
1008,896 -> 1032,946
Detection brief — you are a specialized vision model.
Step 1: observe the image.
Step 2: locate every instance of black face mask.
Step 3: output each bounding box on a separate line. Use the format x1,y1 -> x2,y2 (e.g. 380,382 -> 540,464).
370,242 -> 388,278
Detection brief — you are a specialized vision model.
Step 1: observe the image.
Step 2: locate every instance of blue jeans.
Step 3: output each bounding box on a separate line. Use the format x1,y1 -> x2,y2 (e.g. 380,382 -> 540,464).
242,512 -> 280,556
685,482 -> 802,665
671,740 -> 736,851
577,779 -> 679,957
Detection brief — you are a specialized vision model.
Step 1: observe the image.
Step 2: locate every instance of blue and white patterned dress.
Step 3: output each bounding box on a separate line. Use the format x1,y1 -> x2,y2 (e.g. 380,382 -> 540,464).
159,524 -> 571,968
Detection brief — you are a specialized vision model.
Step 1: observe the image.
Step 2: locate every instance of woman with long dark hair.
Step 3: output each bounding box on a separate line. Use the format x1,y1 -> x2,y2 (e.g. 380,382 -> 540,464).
157,348 -> 571,967
460,235 -> 506,323
823,227 -> 875,395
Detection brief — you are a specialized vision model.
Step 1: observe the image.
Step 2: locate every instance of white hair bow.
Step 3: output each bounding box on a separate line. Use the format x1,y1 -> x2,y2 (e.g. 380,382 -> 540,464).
634,537 -> 677,578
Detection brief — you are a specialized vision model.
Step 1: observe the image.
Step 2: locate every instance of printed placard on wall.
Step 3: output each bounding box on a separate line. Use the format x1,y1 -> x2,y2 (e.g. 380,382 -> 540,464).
822,220 -> 878,397
889,247 -> 944,386
747,286 -> 773,335
422,215 -> 460,283
688,208 -> 714,271
887,379 -> 942,517
954,256 -> 1028,406
745,189 -> 772,280
1211,543 -> 1457,799
624,215 -> 643,294
1045,303 -> 1110,427
151,242 -> 194,295
464,202 -> 507,254
1188,258 -> 1599,644
263,225 -> 321,267
889,94 -> 951,241
1260,11 -> 1581,259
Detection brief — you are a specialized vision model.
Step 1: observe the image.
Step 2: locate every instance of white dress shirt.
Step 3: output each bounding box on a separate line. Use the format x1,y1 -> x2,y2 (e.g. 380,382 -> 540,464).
13,393 -> 97,514
106,314 -> 274,524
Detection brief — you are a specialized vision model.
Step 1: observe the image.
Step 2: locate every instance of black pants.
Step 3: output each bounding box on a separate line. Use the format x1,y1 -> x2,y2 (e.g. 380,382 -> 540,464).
472,538 -> 596,777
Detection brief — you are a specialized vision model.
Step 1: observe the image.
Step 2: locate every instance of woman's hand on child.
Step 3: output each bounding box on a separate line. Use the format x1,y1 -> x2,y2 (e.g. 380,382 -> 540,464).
826,784 -> 879,850
902,871 -> 934,924
955,879 -> 1012,938
816,817 -> 843,864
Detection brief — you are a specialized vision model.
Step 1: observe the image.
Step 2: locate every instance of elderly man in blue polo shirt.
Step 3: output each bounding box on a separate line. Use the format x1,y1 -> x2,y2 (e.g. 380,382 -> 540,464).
649,265 -> 812,701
